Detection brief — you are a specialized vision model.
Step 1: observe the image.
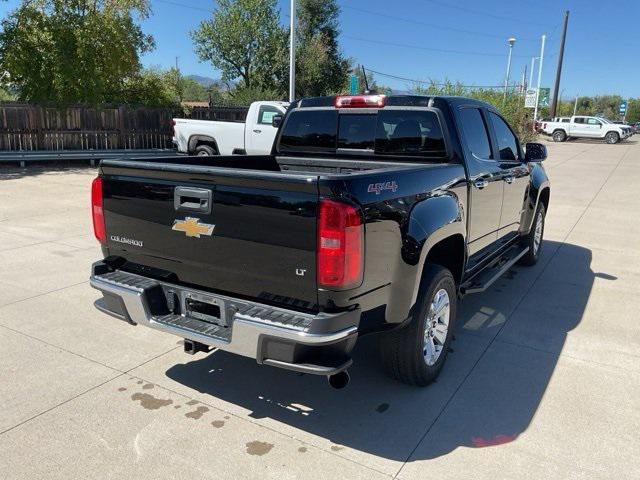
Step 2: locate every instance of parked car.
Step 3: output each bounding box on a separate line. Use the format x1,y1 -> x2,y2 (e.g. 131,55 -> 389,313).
90,94 -> 550,388
541,115 -> 631,143
172,101 -> 289,156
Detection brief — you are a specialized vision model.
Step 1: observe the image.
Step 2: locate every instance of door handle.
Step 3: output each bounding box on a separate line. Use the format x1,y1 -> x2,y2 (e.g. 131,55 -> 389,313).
253,129 -> 262,134
473,179 -> 489,189
503,175 -> 514,184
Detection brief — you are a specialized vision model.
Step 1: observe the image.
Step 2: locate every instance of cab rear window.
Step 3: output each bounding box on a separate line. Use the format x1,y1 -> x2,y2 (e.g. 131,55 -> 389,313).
278,109 -> 447,159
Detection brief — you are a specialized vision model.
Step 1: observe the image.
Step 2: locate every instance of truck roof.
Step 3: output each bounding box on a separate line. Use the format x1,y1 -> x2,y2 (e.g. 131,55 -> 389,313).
295,94 -> 495,111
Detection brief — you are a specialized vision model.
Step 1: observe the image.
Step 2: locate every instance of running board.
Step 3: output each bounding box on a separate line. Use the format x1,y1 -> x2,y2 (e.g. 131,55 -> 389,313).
461,246 -> 529,295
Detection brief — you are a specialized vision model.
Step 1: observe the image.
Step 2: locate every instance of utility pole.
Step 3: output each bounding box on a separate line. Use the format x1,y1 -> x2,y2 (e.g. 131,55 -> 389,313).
522,65 -> 527,92
573,96 -> 578,116
533,35 -> 546,127
288,0 -> 296,102
503,37 -> 516,103
550,10 -> 570,117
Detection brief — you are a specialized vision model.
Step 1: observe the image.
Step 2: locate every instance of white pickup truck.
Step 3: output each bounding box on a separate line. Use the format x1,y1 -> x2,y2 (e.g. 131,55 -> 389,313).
541,115 -> 632,144
172,101 -> 289,156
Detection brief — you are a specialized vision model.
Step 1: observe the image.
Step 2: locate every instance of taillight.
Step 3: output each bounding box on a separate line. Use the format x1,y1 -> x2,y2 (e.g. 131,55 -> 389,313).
91,177 -> 106,244
317,199 -> 364,289
335,95 -> 385,108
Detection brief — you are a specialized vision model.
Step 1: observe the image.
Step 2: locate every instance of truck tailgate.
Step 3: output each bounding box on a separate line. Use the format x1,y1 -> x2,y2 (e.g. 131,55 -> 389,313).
99,161 -> 319,311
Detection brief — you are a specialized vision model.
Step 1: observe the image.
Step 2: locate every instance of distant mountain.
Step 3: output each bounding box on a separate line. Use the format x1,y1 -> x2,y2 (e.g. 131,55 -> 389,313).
185,75 -> 220,88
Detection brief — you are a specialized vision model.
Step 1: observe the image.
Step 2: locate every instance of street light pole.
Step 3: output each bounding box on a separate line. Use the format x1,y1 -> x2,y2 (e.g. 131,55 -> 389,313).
550,10 -> 570,117
533,34 -> 546,128
573,96 -> 578,116
288,0 -> 296,102
503,37 -> 516,103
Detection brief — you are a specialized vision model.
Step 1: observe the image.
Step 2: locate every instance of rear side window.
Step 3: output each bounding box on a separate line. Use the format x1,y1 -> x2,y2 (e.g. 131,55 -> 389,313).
488,112 -> 519,161
458,108 -> 492,159
279,110 -> 338,153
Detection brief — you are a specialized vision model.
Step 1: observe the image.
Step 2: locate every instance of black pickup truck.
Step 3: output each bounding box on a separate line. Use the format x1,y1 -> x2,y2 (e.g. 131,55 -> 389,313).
90,94 -> 550,388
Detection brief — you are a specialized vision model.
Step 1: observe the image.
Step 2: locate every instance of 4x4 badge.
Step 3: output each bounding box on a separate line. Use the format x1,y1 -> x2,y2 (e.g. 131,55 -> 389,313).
172,217 -> 215,238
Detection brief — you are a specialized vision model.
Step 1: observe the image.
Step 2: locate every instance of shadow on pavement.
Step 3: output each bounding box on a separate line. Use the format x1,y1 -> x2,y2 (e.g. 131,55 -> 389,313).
0,163 -> 96,180
166,241 -> 595,461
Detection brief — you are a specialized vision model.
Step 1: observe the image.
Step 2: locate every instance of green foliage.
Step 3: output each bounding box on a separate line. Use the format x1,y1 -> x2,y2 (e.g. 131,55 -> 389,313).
0,0 -> 154,105
181,78 -> 210,102
294,0 -> 349,97
412,81 -> 538,143
191,0 -> 287,91
626,99 -> 640,124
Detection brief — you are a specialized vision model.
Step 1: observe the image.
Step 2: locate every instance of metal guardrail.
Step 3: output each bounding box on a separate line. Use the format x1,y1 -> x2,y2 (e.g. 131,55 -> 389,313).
0,149 -> 182,167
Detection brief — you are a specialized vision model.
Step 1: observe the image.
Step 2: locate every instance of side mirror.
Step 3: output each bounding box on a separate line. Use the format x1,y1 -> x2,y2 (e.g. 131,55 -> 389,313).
272,114 -> 283,128
525,142 -> 547,162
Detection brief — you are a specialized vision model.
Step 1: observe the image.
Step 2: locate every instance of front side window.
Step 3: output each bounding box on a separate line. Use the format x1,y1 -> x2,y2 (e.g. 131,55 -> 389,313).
587,118 -> 601,125
458,108 -> 492,159
488,112 -> 519,161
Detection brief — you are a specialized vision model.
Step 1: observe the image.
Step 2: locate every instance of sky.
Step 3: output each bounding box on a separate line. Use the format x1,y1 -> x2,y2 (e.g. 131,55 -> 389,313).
1,0 -> 639,98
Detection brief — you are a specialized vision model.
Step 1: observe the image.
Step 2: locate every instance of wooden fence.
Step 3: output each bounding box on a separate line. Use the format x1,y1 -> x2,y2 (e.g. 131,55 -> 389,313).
0,103 -> 178,151
0,102 -> 253,152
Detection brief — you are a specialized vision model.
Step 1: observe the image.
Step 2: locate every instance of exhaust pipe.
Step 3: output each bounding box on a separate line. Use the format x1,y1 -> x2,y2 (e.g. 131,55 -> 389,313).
327,370 -> 350,389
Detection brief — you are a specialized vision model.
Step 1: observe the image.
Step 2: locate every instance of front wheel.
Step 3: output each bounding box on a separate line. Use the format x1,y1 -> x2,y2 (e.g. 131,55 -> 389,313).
380,265 -> 457,386
605,132 -> 620,144
519,203 -> 546,266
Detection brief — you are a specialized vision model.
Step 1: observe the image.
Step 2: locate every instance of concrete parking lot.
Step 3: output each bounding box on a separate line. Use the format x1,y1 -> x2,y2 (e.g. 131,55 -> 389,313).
1,139 -> 639,479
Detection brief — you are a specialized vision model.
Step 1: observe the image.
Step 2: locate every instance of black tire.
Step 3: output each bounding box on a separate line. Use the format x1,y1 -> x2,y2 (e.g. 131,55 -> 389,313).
604,131 -> 619,144
380,265 -> 457,386
552,130 -> 566,142
194,144 -> 216,156
519,203 -> 546,266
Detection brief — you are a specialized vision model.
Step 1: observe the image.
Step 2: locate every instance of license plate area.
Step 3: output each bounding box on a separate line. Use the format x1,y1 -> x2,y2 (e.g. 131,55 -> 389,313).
182,291 -> 227,327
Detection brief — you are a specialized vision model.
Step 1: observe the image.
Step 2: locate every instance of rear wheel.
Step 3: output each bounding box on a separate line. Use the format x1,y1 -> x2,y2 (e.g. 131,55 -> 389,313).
605,131 -> 619,144
519,203 -> 545,266
380,265 -> 457,386
552,130 -> 566,142
194,144 -> 216,156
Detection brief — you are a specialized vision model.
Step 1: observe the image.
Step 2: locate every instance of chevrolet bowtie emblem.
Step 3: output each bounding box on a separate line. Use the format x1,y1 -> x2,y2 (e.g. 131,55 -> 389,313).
172,217 -> 215,238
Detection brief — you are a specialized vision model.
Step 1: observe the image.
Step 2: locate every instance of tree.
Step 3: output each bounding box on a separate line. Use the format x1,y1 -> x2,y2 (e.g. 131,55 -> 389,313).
294,0 -> 349,97
191,0 -> 287,93
0,0 -> 154,104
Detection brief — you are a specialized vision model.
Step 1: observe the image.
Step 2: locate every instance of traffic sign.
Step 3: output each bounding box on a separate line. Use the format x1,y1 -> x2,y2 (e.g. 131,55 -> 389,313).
349,74 -> 359,95
538,88 -> 551,108
619,101 -> 627,114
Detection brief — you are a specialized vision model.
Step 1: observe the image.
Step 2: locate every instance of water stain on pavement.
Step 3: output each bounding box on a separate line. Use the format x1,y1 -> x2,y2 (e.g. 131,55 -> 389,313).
211,420 -> 225,428
142,383 -> 154,390
186,400 -> 199,406
375,403 -> 389,413
330,445 -> 343,451
117,387 -> 127,392
131,392 -> 173,410
246,441 -> 274,456
298,447 -> 307,453
185,406 -> 209,420
136,380 -> 143,385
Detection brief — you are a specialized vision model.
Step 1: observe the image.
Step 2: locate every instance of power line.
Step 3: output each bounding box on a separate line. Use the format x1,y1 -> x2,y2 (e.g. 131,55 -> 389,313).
341,5 -> 541,42
364,68 -> 504,89
420,0 -> 549,27
343,34 -> 539,59
154,0 -> 213,13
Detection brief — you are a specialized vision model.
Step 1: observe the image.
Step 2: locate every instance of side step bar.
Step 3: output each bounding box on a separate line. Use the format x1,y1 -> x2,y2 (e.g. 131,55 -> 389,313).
460,246 -> 529,295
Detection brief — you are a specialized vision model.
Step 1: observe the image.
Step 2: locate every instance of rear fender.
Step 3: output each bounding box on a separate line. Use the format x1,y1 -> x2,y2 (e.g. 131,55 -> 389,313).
520,163 -> 550,234
386,193 -> 466,323
188,135 -> 218,154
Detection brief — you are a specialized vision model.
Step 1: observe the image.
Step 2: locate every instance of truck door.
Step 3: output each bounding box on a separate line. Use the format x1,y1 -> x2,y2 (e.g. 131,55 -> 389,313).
486,111 -> 530,243
245,104 -> 284,155
584,117 -> 603,137
457,107 -> 503,264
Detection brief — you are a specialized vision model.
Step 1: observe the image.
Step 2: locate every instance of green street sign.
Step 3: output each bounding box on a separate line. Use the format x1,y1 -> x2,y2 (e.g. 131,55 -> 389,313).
538,88 -> 550,108
349,74 -> 359,95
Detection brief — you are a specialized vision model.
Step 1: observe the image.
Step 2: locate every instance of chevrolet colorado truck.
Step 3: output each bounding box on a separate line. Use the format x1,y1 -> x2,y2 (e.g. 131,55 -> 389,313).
90,94 -> 550,388
541,115 -> 631,143
172,101 -> 289,156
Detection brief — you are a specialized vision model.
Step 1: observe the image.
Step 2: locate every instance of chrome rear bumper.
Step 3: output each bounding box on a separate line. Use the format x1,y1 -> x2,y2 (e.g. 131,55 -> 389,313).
90,265 -> 359,375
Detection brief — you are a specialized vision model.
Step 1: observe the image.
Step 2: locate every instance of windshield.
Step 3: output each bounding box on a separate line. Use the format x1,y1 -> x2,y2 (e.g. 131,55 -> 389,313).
278,109 -> 447,160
